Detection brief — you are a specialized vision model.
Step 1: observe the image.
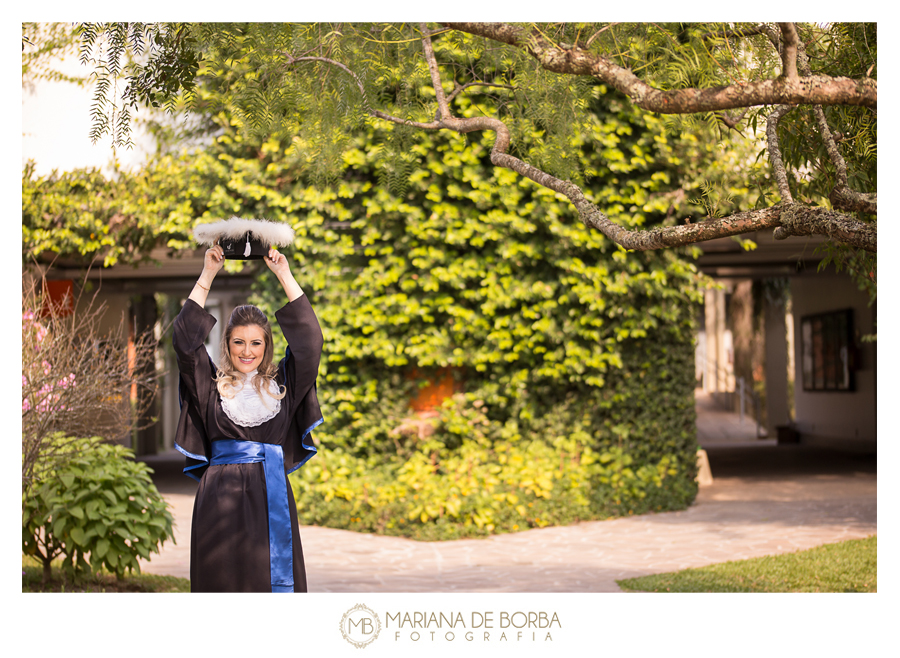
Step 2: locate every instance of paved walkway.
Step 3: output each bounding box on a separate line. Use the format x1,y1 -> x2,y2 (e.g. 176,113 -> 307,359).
138,391 -> 876,592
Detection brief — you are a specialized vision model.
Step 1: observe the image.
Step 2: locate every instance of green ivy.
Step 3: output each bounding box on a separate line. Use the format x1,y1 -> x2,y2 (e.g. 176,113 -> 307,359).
24,86 -> 753,536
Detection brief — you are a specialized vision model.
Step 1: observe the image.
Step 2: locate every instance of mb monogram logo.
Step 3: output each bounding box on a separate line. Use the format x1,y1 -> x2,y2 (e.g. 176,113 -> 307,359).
340,604 -> 382,648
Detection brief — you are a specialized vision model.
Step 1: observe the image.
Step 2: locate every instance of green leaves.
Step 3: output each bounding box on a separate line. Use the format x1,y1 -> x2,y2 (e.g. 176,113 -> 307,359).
22,436 -> 175,582
25,26 -> 736,536
290,395 -> 696,540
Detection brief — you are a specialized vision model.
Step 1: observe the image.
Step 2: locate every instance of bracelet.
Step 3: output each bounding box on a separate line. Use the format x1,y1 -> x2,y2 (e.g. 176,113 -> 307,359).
196,281 -> 210,291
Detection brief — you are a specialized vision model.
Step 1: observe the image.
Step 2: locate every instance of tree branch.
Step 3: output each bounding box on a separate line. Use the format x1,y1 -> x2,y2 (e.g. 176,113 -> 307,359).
446,80 -> 515,105
420,23 -> 452,120
283,54 -> 443,130
786,36 -> 877,215
778,22 -> 800,82
716,108 -> 748,129
774,205 -> 876,252
766,105 -> 795,204
442,22 -> 877,112
767,26 -> 876,215
285,41 -> 876,254
812,105 -> 878,214
702,25 -> 778,45
585,23 -> 620,48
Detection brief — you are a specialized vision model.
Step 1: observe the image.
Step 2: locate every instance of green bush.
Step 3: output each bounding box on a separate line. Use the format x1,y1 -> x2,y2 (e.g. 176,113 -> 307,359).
292,393 -> 695,541
22,435 -> 175,583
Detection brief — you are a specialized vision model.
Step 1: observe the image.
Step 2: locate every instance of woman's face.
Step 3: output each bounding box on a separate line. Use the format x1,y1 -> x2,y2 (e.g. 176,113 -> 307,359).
229,324 -> 267,374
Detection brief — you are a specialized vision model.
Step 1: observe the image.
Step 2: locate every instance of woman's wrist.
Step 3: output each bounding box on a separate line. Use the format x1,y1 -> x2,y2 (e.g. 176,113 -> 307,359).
198,270 -> 217,289
279,274 -> 304,302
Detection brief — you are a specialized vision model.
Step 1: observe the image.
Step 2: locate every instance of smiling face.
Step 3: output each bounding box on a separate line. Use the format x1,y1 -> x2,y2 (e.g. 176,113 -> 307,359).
228,324 -> 267,374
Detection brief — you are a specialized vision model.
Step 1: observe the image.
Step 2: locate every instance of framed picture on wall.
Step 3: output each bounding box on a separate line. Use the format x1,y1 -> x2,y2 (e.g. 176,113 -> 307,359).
800,309 -> 855,392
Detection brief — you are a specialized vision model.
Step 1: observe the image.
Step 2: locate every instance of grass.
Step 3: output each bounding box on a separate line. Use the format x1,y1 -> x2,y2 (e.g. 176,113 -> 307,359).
616,536 -> 876,593
22,557 -> 191,593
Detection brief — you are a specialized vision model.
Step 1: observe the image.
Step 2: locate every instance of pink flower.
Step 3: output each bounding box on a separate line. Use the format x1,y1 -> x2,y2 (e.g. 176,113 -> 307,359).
21,364 -> 76,415
23,311 -> 48,344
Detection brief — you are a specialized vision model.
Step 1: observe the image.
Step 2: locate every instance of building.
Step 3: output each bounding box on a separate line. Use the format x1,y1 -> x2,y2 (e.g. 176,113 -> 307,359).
697,231 -> 876,454
33,248 -> 260,456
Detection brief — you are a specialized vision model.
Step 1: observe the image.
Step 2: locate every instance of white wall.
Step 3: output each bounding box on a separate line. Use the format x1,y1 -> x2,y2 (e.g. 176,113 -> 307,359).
790,271 -> 876,452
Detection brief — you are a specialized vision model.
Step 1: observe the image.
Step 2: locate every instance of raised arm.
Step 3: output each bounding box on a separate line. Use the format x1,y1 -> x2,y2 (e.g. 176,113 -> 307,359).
264,247 -> 303,302
270,249 -> 322,404
274,294 -> 323,408
188,244 -> 225,307
173,297 -> 217,400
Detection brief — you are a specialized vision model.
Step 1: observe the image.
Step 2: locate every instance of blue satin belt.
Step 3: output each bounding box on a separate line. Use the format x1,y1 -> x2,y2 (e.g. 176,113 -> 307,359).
210,440 -> 294,593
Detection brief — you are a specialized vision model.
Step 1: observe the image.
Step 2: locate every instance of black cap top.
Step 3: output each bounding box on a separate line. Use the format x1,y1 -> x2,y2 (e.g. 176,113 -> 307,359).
193,217 -> 295,261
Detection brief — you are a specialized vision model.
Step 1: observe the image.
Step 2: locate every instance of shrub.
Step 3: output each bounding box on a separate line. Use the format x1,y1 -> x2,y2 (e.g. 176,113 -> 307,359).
22,435 -> 175,583
291,394 -> 694,541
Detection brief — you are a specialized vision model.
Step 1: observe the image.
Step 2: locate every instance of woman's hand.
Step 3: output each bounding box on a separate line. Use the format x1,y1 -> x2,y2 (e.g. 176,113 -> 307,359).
189,244 -> 224,307
265,248 -> 292,279
266,248 -> 304,302
203,244 -> 225,277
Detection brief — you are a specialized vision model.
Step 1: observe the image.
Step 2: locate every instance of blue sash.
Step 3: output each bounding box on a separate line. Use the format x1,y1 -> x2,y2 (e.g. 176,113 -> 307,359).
211,440 -> 294,593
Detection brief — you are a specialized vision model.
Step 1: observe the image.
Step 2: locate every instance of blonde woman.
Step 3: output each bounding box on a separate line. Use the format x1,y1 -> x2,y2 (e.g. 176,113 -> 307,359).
173,243 -> 323,592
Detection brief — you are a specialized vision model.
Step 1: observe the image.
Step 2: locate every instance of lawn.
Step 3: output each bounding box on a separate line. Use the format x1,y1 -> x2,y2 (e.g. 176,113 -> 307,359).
22,558 -> 190,593
616,535 -> 876,593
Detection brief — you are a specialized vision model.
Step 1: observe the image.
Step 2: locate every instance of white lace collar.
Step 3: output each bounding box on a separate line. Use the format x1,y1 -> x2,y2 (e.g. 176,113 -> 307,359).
219,370 -> 282,428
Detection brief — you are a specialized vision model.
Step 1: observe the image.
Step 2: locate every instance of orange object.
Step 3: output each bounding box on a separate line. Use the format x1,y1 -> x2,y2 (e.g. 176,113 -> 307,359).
408,367 -> 463,411
42,279 -> 74,317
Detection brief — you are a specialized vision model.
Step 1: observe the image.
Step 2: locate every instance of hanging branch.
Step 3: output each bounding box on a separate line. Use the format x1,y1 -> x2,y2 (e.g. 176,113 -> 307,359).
766,105 -> 795,204
716,108 -> 749,130
813,105 -> 878,214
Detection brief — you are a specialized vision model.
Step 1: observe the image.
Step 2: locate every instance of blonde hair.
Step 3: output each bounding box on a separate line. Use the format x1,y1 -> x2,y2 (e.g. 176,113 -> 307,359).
216,305 -> 286,404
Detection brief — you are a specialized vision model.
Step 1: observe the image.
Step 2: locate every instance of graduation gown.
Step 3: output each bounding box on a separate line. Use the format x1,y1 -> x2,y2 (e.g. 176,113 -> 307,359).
172,296 -> 324,593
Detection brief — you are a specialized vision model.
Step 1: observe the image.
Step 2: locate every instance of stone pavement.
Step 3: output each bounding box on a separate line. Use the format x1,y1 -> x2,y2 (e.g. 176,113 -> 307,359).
138,392 -> 876,592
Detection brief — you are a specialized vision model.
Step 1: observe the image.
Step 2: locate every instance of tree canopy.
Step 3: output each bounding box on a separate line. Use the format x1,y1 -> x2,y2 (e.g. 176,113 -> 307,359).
62,22 -> 875,260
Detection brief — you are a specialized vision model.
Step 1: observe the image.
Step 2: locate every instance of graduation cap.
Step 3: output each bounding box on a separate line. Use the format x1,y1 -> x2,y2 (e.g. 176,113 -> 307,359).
193,217 -> 295,260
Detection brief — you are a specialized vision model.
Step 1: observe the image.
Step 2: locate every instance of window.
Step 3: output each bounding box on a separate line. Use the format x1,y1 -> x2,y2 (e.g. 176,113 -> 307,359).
800,309 -> 855,392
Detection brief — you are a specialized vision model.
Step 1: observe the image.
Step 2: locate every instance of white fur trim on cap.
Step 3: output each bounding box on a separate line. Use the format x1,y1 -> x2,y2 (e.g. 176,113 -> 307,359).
193,217 -> 295,247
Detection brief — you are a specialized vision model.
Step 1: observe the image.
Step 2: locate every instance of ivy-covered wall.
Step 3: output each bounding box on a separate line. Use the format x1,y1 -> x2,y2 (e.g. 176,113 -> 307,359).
24,90 -> 720,539
263,94 -> 705,537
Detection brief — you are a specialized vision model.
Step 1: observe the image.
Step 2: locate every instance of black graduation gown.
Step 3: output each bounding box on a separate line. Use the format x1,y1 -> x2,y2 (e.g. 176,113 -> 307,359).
172,296 -> 324,593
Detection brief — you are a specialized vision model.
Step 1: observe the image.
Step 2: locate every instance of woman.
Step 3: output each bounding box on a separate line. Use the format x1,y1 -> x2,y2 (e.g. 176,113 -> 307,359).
172,243 -> 323,592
